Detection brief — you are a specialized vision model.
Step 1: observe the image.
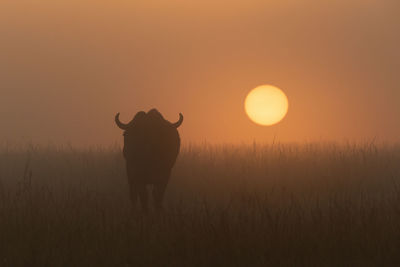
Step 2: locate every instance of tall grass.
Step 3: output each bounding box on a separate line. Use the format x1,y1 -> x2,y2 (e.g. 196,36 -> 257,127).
0,142 -> 400,266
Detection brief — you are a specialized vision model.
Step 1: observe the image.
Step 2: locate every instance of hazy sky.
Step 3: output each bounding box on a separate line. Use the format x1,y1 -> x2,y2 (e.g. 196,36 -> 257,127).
1,0 -> 399,145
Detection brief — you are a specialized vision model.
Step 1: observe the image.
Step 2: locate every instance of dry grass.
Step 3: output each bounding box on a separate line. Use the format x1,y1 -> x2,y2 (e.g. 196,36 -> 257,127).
0,142 -> 400,266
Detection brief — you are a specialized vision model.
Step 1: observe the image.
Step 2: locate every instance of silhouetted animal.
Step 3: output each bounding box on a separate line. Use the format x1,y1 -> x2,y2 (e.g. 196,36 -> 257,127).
115,109 -> 183,212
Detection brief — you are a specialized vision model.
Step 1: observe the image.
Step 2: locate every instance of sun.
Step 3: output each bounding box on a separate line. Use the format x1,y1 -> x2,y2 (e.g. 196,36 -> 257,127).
244,85 -> 289,126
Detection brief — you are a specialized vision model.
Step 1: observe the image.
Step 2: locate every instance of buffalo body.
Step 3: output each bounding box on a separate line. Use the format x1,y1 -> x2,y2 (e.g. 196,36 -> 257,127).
115,109 -> 183,211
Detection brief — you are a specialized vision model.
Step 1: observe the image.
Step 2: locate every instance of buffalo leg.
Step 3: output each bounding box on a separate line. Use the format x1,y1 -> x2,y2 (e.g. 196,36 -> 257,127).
153,180 -> 168,211
126,165 -> 139,211
138,185 -> 148,213
128,184 -> 138,209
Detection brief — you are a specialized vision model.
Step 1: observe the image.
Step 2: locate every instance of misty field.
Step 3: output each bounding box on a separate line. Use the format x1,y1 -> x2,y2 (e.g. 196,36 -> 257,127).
1,142 -> 400,266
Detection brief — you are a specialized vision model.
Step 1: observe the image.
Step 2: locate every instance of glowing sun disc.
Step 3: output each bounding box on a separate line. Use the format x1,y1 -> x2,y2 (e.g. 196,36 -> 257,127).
245,85 -> 289,126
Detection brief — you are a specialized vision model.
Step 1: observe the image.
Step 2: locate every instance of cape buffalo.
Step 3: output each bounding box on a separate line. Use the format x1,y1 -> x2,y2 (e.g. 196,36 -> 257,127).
115,109 -> 183,212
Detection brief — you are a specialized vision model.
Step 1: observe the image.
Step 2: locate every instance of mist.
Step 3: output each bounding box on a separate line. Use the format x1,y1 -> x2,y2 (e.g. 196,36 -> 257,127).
1,0 -> 399,146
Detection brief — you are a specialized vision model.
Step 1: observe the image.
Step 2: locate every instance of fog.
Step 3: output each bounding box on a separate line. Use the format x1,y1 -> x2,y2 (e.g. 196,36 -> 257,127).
1,0 -> 399,146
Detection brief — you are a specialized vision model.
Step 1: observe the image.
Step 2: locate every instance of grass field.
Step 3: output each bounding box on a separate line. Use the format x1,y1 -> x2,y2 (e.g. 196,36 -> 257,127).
0,142 -> 400,266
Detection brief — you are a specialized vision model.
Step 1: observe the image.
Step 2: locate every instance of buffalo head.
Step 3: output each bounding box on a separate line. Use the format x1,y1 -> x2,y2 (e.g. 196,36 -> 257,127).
115,110 -> 183,130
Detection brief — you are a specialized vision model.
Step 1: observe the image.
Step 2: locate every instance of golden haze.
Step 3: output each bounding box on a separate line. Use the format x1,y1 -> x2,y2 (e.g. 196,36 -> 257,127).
0,0 -> 399,145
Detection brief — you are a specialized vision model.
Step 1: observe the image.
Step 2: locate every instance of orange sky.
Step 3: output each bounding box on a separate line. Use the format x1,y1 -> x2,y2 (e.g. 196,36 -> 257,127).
1,0 -> 399,146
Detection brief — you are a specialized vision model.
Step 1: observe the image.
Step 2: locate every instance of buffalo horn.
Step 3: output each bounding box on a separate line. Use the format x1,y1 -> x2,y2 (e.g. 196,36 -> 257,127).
171,113 -> 183,128
115,113 -> 129,130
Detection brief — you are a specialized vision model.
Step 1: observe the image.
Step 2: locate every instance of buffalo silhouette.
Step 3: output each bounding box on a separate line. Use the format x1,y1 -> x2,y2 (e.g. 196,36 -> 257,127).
115,109 -> 183,212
